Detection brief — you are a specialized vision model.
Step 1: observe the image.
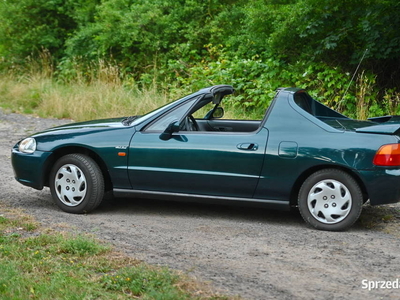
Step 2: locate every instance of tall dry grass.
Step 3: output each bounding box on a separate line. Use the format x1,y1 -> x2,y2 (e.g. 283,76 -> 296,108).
36,80 -> 171,121
0,57 -> 174,122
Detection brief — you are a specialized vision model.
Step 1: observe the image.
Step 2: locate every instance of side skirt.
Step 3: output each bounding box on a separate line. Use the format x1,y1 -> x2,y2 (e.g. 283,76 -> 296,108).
113,188 -> 290,211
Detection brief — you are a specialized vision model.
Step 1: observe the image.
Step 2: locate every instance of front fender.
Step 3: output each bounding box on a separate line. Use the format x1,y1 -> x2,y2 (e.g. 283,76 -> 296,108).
11,147 -> 52,190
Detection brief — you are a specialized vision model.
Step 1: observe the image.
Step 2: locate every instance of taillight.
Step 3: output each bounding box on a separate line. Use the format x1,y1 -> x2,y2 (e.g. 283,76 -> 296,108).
373,144 -> 400,166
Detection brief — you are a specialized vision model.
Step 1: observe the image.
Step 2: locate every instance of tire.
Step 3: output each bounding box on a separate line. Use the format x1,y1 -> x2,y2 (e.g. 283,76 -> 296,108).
298,169 -> 363,231
49,154 -> 104,214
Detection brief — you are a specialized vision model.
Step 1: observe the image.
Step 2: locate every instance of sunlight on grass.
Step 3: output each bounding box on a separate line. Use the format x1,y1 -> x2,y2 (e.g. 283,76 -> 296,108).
0,206 -> 233,300
0,71 -> 172,121
0,59 -> 263,122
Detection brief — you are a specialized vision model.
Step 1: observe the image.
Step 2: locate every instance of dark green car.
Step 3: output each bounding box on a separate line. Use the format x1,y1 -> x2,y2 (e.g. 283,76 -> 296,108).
11,85 -> 400,231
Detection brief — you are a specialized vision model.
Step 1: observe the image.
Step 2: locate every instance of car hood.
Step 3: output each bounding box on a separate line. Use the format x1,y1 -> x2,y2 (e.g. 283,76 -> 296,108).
32,117 -> 130,137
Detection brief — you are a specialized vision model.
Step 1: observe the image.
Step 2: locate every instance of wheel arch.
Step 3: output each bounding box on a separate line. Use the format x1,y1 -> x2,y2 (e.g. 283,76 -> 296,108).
289,165 -> 369,207
43,146 -> 113,192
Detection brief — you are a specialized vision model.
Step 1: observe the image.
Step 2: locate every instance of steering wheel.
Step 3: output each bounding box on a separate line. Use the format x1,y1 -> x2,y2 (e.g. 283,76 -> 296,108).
184,115 -> 199,131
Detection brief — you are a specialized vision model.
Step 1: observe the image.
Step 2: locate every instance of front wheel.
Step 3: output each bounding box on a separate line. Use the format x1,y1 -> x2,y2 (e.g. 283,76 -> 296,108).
49,154 -> 104,214
298,169 -> 363,231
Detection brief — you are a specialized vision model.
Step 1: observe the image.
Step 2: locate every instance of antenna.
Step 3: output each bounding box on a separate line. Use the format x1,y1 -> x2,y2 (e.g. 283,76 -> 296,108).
341,48 -> 369,103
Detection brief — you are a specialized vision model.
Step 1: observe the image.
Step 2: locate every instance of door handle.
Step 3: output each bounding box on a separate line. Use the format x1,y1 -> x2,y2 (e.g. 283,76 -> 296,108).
213,126 -> 233,131
237,143 -> 258,151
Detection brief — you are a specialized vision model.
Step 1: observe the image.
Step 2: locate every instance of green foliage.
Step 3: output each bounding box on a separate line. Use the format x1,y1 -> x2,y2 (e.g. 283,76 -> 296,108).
0,0 -> 399,119
170,47 -> 284,111
171,46 -> 384,119
65,0 -> 230,74
266,0 -> 400,62
58,235 -> 109,256
0,0 -> 79,63
264,0 -> 400,88
102,266 -> 186,299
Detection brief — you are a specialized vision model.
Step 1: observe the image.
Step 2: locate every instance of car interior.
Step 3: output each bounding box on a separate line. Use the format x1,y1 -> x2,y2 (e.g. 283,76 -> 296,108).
185,94 -> 263,133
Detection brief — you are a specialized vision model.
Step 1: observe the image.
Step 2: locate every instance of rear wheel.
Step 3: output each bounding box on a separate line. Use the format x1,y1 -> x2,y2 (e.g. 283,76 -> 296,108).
298,169 -> 363,231
49,154 -> 104,213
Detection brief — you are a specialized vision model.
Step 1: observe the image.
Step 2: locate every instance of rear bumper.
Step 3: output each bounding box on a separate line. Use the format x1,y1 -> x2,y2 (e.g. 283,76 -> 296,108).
11,147 -> 52,190
359,169 -> 400,205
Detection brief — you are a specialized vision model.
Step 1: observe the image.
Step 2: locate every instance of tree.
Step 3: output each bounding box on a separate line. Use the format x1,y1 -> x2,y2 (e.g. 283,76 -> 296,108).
0,0 -> 84,63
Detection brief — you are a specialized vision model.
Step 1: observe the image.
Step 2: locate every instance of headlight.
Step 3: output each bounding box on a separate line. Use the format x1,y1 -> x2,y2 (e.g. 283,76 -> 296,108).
18,137 -> 37,154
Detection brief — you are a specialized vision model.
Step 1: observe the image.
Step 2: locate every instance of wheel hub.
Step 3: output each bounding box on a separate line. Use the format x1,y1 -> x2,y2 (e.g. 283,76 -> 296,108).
54,164 -> 87,207
307,179 -> 352,224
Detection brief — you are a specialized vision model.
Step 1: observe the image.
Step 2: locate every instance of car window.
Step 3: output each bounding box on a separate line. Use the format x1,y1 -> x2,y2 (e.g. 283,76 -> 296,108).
192,101 -> 216,119
294,93 -> 313,115
145,99 -> 195,131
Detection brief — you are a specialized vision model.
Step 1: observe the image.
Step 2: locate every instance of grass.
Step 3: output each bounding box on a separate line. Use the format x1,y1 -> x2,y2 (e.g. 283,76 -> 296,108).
0,57 -> 189,122
0,71 -> 172,122
0,205 -> 232,300
0,59 -> 263,122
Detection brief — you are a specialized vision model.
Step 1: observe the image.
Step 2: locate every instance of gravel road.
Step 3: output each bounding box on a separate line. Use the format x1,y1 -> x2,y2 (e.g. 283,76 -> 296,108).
1,109 -> 399,299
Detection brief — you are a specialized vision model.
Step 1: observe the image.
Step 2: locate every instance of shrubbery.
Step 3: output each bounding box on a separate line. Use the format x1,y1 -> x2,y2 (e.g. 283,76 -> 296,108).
0,0 -> 399,118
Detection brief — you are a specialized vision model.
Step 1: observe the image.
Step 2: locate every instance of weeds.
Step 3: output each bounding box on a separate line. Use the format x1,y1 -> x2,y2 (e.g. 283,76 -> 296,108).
2,54 -> 399,122
0,65 -> 262,122
0,68 -> 171,121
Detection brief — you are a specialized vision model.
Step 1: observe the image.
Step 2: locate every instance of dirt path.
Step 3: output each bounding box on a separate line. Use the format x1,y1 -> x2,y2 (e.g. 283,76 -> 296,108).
1,109 -> 399,299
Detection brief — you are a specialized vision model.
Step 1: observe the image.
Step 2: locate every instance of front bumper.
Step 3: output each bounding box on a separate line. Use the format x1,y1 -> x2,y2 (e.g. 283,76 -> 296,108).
11,147 -> 52,190
359,168 -> 400,205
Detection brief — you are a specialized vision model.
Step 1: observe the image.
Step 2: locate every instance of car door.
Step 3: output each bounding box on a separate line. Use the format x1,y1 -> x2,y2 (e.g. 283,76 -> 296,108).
127,96 -> 268,198
128,129 -> 268,198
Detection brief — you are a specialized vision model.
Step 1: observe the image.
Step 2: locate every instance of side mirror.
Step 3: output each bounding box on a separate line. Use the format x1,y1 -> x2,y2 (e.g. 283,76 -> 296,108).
159,120 -> 180,140
213,107 -> 224,118
204,107 -> 224,119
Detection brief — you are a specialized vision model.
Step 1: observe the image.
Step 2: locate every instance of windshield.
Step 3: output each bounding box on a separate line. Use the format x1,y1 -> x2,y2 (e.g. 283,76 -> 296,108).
126,94 -> 197,126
